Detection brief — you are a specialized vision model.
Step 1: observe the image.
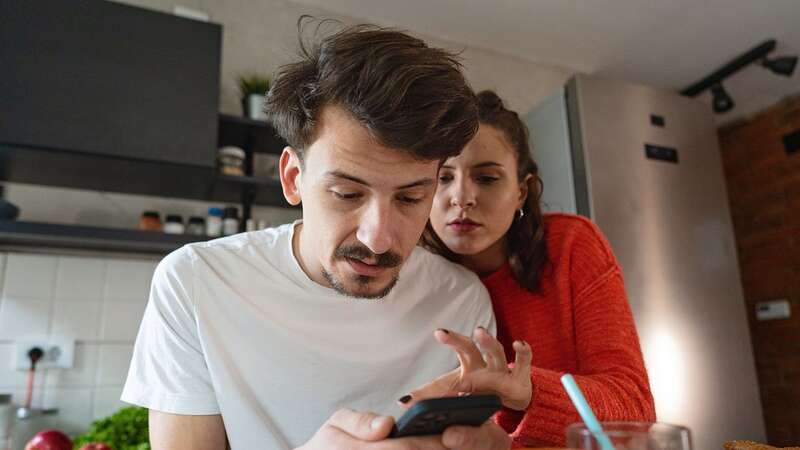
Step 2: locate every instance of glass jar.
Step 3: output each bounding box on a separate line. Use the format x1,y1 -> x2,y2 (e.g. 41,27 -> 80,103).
222,207 -> 239,236
218,146 -> 246,176
186,216 -> 206,236
163,215 -> 185,234
206,207 -> 223,237
138,211 -> 162,232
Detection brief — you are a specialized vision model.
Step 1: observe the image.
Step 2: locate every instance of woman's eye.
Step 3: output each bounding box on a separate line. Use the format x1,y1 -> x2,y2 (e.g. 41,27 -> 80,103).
476,175 -> 499,184
438,174 -> 454,183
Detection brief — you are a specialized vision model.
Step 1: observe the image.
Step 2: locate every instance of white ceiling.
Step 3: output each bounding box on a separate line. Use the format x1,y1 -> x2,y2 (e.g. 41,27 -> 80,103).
291,0 -> 800,124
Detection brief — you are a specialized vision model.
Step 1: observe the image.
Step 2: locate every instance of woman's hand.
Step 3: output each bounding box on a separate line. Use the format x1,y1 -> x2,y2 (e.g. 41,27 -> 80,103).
400,327 -> 532,411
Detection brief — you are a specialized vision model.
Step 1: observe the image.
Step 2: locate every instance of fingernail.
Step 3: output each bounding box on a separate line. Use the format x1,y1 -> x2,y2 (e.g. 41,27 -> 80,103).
371,416 -> 390,429
398,394 -> 412,404
437,328 -> 450,334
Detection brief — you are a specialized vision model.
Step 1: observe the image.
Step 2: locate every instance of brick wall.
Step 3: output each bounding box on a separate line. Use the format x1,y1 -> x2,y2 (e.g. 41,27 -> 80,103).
718,95 -> 800,446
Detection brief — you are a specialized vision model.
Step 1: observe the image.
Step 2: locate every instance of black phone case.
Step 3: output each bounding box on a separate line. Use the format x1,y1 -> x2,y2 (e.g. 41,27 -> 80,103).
390,395 -> 502,438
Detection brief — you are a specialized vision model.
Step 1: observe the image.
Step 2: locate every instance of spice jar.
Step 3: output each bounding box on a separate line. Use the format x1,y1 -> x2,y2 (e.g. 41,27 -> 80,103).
164,215 -> 185,234
139,211 -> 162,232
222,207 -> 240,236
186,216 -> 206,236
218,146 -> 246,176
206,207 -> 223,237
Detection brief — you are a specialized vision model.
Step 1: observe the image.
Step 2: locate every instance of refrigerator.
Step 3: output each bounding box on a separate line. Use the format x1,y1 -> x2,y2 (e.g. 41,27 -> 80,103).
525,74 -> 766,450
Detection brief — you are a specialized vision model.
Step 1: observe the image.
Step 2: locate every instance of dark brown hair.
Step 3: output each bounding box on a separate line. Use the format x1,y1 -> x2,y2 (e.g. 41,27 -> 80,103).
265,18 -> 478,161
422,90 -> 548,292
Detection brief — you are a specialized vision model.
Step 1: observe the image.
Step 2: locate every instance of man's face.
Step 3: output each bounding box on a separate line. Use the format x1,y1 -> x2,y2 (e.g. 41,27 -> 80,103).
280,106 -> 440,299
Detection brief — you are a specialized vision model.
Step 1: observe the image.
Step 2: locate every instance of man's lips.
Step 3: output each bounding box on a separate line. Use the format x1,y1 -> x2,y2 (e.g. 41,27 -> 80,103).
346,258 -> 389,277
448,218 -> 481,232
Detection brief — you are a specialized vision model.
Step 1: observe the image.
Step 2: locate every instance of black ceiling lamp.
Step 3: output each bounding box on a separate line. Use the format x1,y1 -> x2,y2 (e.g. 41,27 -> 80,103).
710,83 -> 735,113
681,39 -> 798,114
761,55 -> 798,77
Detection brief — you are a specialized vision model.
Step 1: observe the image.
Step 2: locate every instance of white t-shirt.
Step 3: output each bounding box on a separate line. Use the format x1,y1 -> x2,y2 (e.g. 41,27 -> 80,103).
121,221 -> 495,449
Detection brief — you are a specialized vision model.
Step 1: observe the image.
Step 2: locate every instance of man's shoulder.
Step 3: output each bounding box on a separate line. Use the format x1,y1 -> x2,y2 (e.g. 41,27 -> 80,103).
406,246 -> 485,294
156,223 -> 294,278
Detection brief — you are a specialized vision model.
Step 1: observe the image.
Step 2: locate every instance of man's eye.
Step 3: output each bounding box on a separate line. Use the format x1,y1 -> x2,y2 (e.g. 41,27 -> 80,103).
398,196 -> 423,205
331,191 -> 362,200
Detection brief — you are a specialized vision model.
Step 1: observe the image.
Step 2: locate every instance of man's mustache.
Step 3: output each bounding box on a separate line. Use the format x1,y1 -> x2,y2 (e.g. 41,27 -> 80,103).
335,244 -> 401,268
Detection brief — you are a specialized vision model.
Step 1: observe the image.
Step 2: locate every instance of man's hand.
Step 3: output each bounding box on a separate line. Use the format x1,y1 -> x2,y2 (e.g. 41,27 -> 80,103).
296,408 -> 510,450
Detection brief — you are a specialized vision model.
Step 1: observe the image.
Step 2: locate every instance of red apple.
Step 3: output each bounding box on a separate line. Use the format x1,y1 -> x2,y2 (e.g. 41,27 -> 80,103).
24,429 -> 72,450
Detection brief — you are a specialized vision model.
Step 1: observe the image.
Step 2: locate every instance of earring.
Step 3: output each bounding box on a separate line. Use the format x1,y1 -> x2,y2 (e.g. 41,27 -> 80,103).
517,208 -> 525,220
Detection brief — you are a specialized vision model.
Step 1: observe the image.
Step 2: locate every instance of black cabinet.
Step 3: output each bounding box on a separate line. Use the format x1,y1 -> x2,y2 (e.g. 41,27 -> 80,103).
0,0 -> 221,168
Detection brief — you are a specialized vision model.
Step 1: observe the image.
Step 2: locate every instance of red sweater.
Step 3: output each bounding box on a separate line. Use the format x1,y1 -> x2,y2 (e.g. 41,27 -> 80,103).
483,213 -> 656,448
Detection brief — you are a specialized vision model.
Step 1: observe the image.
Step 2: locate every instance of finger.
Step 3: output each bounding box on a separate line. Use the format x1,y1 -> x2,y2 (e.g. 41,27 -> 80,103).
326,408 -> 395,442
473,327 -> 508,371
511,340 -> 532,379
435,328 -> 486,372
403,369 -> 461,408
442,420 -> 511,450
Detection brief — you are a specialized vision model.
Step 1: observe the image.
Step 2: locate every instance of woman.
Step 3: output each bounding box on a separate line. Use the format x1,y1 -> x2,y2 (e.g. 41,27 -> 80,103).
403,91 -> 656,448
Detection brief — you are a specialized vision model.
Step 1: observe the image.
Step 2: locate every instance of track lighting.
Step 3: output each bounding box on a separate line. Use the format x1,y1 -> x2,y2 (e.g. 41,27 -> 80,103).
681,39 -> 798,114
761,56 -> 798,77
710,84 -> 735,113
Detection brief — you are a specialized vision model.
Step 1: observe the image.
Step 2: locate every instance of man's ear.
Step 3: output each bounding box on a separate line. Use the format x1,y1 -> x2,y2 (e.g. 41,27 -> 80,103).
279,147 -> 303,206
518,173 -> 533,209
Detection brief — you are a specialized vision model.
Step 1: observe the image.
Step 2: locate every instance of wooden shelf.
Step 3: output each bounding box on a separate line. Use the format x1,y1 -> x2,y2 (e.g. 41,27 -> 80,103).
0,220 -> 211,254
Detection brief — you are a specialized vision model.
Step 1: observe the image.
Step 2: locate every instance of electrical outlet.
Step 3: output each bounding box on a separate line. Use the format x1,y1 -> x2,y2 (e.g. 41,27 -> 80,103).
14,338 -> 75,370
755,299 -> 791,321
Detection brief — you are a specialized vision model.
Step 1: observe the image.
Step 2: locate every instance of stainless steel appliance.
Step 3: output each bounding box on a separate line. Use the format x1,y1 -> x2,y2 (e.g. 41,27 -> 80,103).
526,74 -> 766,450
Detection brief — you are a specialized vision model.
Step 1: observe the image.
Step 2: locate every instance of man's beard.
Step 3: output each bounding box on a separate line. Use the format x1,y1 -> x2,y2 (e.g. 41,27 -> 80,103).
322,243 -> 402,299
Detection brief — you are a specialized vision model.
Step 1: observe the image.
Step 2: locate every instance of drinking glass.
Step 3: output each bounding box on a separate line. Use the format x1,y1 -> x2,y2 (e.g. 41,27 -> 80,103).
566,422 -> 692,450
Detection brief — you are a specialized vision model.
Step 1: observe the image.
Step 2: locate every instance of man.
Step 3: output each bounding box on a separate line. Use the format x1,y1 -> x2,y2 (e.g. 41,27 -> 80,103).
122,22 -> 511,450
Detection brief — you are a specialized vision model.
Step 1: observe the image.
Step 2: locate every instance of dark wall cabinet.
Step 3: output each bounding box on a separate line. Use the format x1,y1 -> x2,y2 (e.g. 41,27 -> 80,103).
0,0 -> 221,168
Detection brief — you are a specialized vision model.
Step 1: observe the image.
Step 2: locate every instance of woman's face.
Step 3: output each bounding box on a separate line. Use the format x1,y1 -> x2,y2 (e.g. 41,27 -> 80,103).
430,124 -> 528,257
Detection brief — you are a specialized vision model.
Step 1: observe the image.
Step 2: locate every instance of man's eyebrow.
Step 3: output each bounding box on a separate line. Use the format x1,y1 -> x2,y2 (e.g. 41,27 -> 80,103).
396,178 -> 435,190
324,170 -> 370,186
324,171 -> 434,190
441,161 -> 504,169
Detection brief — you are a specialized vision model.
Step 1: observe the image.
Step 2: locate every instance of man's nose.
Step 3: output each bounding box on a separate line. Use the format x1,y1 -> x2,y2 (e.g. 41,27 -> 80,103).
356,201 -> 395,255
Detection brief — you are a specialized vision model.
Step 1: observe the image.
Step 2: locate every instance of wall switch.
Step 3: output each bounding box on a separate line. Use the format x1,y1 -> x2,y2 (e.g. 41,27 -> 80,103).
755,299 -> 791,321
14,338 -> 75,370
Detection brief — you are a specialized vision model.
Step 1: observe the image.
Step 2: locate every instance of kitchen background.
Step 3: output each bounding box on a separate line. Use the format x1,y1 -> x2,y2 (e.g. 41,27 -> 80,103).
1,0 -> 799,449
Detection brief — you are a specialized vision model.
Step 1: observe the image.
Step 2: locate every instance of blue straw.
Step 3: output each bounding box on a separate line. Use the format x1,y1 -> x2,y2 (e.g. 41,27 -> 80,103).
560,374 -> 616,450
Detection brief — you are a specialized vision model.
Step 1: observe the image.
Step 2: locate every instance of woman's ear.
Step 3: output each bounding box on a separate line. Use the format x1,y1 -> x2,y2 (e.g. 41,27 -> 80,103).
279,147 -> 303,206
518,173 -> 533,209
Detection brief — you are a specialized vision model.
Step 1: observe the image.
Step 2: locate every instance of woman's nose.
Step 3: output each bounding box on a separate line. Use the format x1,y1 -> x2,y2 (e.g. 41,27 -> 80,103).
450,182 -> 476,209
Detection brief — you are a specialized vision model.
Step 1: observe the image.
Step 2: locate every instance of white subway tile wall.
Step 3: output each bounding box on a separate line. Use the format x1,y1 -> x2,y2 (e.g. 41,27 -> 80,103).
0,251 -> 159,434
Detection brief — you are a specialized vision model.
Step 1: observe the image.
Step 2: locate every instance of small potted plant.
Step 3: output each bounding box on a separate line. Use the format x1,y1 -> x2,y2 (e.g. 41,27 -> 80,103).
238,74 -> 270,121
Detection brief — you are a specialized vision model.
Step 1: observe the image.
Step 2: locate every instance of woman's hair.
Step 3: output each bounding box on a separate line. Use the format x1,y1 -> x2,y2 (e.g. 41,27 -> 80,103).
265,18 -> 478,163
422,90 -> 548,292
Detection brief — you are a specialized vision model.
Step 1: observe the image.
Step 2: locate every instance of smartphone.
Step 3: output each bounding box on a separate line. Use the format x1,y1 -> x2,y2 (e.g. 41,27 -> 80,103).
390,394 -> 502,438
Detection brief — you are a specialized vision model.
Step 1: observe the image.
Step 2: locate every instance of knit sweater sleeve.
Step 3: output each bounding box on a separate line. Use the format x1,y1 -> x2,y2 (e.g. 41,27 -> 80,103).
497,220 -> 657,448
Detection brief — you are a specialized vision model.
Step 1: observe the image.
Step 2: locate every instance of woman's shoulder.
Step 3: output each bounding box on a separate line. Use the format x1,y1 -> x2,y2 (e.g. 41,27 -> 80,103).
542,213 -> 619,285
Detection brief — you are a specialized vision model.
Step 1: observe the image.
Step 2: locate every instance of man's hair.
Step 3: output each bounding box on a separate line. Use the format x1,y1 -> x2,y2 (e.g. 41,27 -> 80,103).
265,19 -> 478,161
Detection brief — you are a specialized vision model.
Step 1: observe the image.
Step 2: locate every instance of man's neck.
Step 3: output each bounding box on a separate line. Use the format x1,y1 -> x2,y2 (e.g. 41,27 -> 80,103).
292,221 -> 331,287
